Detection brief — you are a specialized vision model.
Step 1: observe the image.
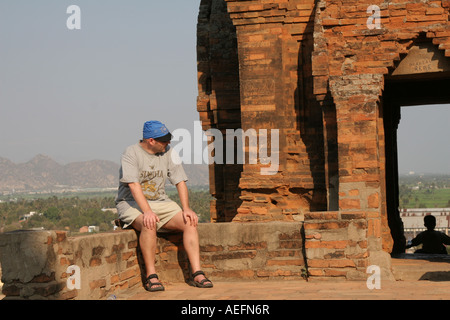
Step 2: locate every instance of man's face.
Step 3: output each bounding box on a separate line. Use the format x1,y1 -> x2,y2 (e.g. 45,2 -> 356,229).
152,139 -> 170,153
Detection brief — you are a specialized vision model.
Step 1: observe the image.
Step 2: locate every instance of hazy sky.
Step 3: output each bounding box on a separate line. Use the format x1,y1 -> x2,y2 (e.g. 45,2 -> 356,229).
0,1 -> 449,174
398,104 -> 450,174
0,0 -> 201,164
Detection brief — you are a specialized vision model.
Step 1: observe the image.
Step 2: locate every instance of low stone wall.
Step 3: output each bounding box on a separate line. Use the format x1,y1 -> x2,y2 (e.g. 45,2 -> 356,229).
0,222 -> 304,300
304,211 -> 394,280
0,229 -> 141,300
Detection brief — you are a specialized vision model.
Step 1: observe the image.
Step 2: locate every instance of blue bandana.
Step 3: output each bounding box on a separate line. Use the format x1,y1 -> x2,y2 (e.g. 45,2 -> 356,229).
143,121 -> 170,140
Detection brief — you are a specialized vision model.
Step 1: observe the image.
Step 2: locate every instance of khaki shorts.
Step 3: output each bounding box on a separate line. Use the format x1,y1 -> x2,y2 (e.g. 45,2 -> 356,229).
118,200 -> 182,231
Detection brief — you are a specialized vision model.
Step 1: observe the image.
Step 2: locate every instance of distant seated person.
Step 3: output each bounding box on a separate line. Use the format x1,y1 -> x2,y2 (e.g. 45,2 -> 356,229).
406,215 -> 450,254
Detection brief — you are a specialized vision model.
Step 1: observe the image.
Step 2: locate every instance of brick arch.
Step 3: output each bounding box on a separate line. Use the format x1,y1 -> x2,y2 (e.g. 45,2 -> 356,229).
312,1 -> 450,97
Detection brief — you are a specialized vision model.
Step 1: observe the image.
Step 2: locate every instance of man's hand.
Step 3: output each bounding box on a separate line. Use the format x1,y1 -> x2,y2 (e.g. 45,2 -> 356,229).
143,210 -> 160,230
128,182 -> 159,230
182,208 -> 198,227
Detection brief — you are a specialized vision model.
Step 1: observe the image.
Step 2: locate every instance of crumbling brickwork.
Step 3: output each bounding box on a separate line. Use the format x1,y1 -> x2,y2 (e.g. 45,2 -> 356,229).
198,0 -> 327,224
0,230 -> 142,299
198,0 -> 450,279
0,223 -> 304,299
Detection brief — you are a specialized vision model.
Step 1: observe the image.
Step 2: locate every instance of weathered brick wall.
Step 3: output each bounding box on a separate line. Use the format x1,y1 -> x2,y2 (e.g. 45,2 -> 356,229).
312,0 -> 450,257
0,230 -> 142,299
304,211 -> 393,280
198,0 -> 243,222
201,222 -> 305,279
223,0 -> 327,222
0,222 -> 304,299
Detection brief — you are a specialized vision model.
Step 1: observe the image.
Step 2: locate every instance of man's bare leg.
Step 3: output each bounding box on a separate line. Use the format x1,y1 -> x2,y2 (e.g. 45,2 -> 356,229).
131,215 -> 163,289
163,211 -> 212,285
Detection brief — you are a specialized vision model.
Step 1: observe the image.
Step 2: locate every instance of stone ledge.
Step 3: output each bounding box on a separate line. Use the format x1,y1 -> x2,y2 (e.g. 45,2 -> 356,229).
0,222 -> 304,300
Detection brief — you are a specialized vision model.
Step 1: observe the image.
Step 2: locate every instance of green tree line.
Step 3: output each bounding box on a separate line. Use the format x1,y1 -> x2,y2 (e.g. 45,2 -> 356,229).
0,196 -> 117,233
0,190 -> 212,234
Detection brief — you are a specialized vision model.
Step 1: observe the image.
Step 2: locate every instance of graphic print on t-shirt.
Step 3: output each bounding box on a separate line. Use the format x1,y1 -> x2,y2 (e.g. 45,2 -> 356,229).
140,166 -> 165,200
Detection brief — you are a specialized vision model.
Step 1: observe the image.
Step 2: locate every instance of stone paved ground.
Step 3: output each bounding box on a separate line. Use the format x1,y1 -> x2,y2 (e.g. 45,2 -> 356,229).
122,279 -> 449,301
1,279 -> 447,319
115,277 -> 448,317
1,254 -> 448,303
115,271 -> 448,318
119,254 -> 449,304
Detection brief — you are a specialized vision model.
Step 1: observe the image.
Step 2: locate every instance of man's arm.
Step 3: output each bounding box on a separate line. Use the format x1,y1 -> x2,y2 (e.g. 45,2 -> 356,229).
441,233 -> 450,246
406,233 -> 423,249
128,182 -> 160,230
176,180 -> 198,227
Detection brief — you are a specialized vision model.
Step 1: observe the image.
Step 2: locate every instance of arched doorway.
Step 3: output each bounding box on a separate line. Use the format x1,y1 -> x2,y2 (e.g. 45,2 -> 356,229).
383,40 -> 450,254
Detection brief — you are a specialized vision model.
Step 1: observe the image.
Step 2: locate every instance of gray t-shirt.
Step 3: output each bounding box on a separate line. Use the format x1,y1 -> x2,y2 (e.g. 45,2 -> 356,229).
115,143 -> 188,211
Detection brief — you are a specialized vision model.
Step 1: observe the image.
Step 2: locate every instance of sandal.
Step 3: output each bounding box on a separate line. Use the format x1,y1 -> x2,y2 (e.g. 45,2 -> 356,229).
144,274 -> 165,292
191,270 -> 213,288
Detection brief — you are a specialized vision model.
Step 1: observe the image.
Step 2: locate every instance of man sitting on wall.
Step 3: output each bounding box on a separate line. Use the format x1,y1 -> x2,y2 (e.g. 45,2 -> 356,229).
115,120 -> 213,291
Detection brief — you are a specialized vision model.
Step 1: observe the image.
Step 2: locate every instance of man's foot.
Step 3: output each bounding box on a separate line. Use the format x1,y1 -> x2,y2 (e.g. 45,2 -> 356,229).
191,270 -> 213,288
144,274 -> 165,292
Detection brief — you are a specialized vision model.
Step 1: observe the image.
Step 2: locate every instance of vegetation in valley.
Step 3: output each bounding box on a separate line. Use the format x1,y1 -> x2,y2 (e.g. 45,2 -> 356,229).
0,187 -> 212,235
398,174 -> 450,208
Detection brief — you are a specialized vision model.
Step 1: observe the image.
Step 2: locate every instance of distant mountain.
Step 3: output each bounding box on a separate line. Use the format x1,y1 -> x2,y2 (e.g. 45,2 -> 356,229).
183,164 -> 210,187
0,155 -> 209,193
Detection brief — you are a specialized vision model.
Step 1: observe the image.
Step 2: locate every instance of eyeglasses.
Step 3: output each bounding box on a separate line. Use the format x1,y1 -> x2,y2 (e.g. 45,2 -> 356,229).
153,138 -> 170,144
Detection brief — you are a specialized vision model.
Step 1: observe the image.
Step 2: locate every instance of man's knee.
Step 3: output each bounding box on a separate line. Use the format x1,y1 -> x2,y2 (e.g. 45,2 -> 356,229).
132,215 -> 157,235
